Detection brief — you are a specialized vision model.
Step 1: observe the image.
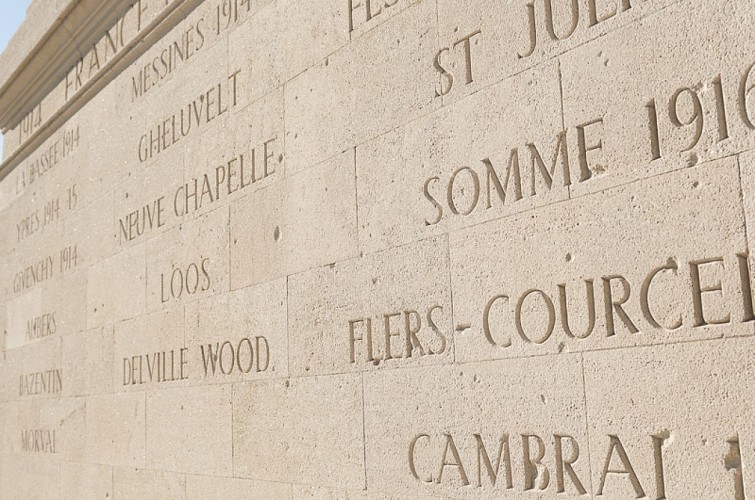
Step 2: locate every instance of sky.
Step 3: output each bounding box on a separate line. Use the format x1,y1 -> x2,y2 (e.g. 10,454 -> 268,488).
0,0 -> 32,159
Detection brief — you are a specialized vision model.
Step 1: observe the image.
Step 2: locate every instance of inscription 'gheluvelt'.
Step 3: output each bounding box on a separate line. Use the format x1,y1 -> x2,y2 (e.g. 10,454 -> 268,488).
137,69 -> 241,162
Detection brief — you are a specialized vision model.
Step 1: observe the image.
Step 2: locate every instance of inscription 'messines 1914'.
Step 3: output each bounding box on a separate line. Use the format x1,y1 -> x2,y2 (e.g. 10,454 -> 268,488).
130,17 -> 207,102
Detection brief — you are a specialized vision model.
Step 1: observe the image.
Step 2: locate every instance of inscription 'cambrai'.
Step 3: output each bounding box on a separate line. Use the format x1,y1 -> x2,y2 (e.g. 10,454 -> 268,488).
409,431 -> 670,497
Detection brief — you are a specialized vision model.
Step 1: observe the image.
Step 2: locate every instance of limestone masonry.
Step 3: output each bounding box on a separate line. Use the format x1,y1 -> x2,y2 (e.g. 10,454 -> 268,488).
0,0 -> 754,498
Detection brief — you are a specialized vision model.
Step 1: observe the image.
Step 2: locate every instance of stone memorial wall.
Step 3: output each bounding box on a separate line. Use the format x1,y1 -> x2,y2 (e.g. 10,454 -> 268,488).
0,0 -> 754,497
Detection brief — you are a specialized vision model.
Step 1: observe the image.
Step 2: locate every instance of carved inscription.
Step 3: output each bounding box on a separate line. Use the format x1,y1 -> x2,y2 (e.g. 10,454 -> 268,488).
19,369 -> 63,397
123,349 -> 189,385
200,336 -> 270,376
25,312 -> 57,341
423,118 -> 602,225
214,0 -> 254,35
174,144 -> 278,217
12,244 -> 79,294
160,257 -> 212,303
434,30 -> 482,97
478,253 -> 755,349
64,0 -> 152,101
16,184 -> 78,242
20,430 -> 57,454
518,0 -> 635,59
131,18 -> 206,101
409,432 -> 667,496
348,0 -> 401,33
646,61 -> 755,162
17,104 -> 42,144
119,142 -> 280,245
348,305 -> 447,365
123,337 -> 273,384
137,69 -> 241,162
15,126 -> 80,195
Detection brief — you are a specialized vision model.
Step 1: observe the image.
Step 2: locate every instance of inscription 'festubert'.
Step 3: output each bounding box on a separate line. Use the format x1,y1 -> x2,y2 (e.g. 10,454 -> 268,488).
137,69 -> 241,163
19,369 -> 62,397
348,0 -> 401,33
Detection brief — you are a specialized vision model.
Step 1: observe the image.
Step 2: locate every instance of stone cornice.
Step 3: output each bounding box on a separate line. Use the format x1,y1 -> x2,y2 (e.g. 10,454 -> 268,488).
0,0 -> 203,181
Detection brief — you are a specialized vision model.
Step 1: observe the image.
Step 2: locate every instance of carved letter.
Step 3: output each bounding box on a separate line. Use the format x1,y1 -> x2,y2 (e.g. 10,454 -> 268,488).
597,435 -> 645,497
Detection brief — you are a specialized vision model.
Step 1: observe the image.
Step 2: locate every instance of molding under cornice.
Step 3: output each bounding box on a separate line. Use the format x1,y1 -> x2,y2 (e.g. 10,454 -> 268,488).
0,0 -> 203,182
